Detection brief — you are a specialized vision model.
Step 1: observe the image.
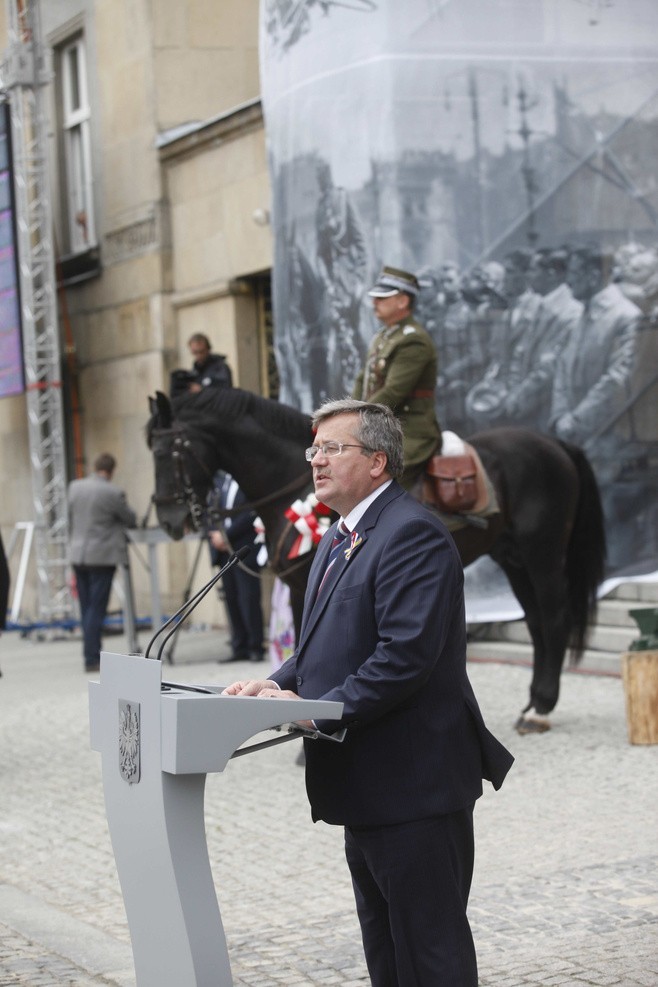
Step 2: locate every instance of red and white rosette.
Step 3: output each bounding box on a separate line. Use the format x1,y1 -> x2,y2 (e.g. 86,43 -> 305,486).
285,493 -> 332,559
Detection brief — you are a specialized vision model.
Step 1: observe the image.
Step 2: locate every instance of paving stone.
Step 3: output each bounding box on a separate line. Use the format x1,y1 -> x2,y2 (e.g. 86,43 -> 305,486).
0,629 -> 656,985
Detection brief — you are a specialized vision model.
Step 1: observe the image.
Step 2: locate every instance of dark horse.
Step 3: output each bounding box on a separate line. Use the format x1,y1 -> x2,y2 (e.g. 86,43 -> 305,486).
147,387 -> 606,733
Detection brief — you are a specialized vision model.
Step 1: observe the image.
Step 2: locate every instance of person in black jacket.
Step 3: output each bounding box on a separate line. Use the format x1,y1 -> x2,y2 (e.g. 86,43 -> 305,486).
187,333 -> 233,391
207,471 -> 265,663
169,334 -> 233,397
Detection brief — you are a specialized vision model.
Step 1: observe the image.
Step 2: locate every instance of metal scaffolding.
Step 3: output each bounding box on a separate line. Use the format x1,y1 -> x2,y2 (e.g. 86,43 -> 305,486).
2,0 -> 72,621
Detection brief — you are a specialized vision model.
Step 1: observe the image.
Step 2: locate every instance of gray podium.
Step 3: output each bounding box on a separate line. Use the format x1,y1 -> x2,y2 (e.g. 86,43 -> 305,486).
89,652 -> 343,986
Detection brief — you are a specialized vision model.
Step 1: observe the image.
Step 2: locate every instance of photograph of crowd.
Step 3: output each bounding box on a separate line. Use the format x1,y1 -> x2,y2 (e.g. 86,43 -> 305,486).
261,0 -> 658,580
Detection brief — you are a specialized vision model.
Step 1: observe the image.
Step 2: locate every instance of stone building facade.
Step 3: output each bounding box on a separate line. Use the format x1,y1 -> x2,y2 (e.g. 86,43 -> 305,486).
0,0 -> 272,625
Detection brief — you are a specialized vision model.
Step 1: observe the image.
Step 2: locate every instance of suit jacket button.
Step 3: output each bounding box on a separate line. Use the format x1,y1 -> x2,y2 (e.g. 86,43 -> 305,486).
296,675 -> 303,686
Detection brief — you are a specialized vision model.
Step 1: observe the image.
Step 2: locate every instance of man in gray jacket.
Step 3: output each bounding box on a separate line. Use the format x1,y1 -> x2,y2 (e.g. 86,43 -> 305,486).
68,453 -> 136,671
503,247 -> 583,431
549,247 -> 642,569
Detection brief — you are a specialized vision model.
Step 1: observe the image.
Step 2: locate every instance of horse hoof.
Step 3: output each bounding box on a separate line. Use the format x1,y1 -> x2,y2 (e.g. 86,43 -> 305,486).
515,709 -> 551,735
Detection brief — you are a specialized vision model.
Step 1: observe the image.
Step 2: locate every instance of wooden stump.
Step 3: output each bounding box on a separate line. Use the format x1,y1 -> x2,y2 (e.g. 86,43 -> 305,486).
621,650 -> 658,745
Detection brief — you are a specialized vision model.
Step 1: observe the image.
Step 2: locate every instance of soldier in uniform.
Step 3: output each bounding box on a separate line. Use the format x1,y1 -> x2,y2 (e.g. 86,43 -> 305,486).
352,266 -> 441,489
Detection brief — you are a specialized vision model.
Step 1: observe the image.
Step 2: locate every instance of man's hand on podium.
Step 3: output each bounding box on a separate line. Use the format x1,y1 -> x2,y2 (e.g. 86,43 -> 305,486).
221,678 -> 278,696
221,679 -> 314,730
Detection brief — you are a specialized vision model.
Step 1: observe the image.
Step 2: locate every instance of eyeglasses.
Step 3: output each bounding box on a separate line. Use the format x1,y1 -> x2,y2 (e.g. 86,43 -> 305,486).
304,442 -> 370,462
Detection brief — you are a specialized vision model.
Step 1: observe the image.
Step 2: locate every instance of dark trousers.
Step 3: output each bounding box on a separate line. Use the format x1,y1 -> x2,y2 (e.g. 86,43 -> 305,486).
344,808 -> 477,987
220,561 -> 263,658
74,565 -> 115,667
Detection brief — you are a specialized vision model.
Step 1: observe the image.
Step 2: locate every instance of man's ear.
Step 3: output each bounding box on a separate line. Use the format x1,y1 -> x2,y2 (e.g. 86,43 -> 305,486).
396,292 -> 412,316
370,451 -> 389,478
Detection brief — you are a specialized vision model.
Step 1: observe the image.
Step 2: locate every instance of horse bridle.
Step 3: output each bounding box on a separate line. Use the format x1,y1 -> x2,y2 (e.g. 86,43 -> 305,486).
151,424 -> 213,531
151,421 -> 312,535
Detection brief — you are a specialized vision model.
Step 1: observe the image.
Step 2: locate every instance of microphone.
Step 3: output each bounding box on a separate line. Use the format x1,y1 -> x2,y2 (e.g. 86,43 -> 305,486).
144,546 -> 251,661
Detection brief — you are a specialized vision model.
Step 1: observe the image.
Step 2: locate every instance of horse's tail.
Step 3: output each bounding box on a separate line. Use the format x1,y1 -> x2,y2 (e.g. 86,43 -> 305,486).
558,440 -> 607,661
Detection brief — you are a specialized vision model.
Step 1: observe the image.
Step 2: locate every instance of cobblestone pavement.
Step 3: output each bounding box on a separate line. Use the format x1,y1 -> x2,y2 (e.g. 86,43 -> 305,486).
0,628 -> 656,986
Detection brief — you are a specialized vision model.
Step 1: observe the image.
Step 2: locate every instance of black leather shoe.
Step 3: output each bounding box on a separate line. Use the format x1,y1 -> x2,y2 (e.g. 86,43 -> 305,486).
249,652 -> 265,662
218,654 -> 248,664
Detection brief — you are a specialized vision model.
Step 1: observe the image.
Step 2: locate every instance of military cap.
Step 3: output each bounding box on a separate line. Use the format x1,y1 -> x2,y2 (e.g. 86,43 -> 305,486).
367,265 -> 420,298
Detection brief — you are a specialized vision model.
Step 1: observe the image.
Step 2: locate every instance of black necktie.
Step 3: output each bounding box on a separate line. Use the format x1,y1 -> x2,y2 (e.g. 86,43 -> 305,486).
317,521 -> 350,596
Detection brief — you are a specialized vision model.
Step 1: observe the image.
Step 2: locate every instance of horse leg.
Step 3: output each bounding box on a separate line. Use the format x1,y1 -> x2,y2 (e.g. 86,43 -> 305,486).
497,561 -> 570,734
522,560 -> 574,722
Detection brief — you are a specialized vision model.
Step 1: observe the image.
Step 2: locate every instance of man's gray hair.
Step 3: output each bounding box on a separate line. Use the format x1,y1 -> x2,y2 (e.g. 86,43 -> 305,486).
311,398 -> 404,479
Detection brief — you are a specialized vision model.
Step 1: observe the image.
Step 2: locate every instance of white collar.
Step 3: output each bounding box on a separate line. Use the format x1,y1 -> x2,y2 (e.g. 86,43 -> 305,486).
342,479 -> 392,532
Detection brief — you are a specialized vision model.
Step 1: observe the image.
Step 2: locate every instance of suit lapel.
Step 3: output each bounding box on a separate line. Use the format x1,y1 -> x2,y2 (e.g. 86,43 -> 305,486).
299,532 -> 366,647
298,524 -> 337,641
297,482 -> 405,651
306,526 -> 334,598
317,530 -> 363,601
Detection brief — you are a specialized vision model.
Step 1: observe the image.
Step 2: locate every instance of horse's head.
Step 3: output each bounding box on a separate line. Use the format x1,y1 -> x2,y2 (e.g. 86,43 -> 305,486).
146,391 -> 214,540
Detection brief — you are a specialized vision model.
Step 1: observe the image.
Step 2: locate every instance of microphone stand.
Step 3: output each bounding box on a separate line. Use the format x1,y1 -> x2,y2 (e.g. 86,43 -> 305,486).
143,546 -> 250,664
164,535 -> 206,665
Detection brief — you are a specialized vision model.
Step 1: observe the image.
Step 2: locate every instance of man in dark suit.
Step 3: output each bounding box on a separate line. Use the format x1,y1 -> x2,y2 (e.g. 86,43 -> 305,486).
224,398 -> 513,986
207,470 -> 265,663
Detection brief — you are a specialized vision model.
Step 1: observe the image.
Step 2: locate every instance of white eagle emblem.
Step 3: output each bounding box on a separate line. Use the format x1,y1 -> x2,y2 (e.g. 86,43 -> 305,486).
119,700 -> 141,784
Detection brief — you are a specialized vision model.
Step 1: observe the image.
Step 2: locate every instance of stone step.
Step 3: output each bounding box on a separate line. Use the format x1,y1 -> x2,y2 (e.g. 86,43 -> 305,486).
606,580 -> 658,603
596,598 -> 646,629
487,616 -> 637,655
465,581 -> 658,673
466,639 -> 622,677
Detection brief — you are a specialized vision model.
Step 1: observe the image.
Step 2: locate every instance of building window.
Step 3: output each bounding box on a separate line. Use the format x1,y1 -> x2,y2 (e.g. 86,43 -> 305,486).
60,36 -> 95,255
